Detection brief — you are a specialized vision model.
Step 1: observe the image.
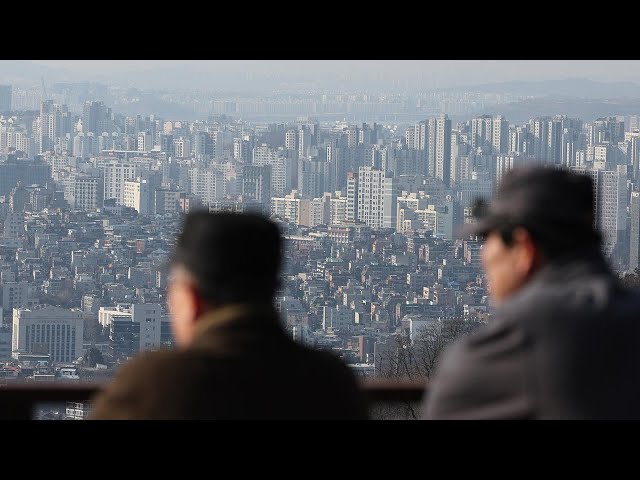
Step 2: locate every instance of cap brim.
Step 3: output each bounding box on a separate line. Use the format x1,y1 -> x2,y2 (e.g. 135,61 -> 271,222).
457,217 -> 499,238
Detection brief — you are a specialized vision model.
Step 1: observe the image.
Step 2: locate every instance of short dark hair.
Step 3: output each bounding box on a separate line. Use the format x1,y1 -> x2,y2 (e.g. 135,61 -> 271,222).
170,212 -> 282,305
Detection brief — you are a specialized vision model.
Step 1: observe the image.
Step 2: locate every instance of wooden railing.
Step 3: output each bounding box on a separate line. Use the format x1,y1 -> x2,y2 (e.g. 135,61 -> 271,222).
0,379 -> 427,420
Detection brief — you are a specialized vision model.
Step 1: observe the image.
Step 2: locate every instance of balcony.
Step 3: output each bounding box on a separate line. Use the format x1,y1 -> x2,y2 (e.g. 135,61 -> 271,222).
0,379 -> 426,420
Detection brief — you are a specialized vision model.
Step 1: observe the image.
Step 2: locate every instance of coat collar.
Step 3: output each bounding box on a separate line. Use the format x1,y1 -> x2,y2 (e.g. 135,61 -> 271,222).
496,249 -> 619,317
529,249 -> 613,286
189,303 -> 285,354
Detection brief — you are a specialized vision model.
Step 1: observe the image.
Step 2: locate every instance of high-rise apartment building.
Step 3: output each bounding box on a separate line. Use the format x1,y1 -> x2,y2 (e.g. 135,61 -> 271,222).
2,281 -> 31,315
103,161 -> 137,206
405,120 -> 428,175
357,167 -> 387,229
189,167 -> 225,207
471,115 -> 493,151
0,159 -> 52,198
242,165 -> 271,205
346,171 -> 358,222
0,85 -> 11,111
272,191 -> 305,224
509,125 -> 530,155
253,144 -> 288,196
492,115 -> 509,154
626,130 -> 640,182
137,131 -> 152,152
573,166 -> 627,259
154,189 -> 183,215
528,117 -> 551,163
38,100 -> 72,154
630,191 -> 640,272
127,171 -> 161,215
459,177 -> 493,209
131,304 -> 162,352
82,101 -> 112,134
494,154 -> 527,186
298,159 -> 330,199
74,176 -> 104,212
3,212 -> 24,238
428,114 -> 452,186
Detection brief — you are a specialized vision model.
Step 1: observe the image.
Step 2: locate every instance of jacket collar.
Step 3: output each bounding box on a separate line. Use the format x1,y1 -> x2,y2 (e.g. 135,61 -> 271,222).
189,303 -> 284,353
529,249 -> 613,286
496,249 -> 618,316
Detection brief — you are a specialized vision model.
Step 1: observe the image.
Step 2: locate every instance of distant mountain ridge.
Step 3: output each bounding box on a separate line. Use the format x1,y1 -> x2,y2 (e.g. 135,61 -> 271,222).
3,62 -> 640,98
0,60 -> 66,86
453,97 -> 640,125
111,94 -> 197,119
443,77 -> 640,98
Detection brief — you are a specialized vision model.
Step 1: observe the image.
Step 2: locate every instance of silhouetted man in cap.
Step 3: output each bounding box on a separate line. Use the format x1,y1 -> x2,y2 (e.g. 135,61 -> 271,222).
91,212 -> 368,419
422,166 -> 640,419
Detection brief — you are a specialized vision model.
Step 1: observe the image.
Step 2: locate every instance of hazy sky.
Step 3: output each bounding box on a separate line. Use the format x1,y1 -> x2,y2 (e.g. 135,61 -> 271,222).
30,60 -> 640,83
0,60 -> 631,92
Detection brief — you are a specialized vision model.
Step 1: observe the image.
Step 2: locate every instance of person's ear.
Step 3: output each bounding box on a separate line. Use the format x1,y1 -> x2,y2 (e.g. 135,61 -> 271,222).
511,227 -> 537,276
191,286 -> 209,320
179,281 -> 208,324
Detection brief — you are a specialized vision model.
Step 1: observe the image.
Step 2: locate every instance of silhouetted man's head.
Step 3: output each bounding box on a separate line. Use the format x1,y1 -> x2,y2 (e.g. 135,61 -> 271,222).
463,166 -> 601,305
167,212 -> 282,347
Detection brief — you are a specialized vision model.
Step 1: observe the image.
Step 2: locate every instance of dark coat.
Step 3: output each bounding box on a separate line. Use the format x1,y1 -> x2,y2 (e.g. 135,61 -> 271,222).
422,252 -> 640,419
90,305 -> 368,420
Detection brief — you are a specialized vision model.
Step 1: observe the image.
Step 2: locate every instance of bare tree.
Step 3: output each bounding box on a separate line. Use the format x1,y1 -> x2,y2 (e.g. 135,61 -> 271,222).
372,317 -> 484,419
621,268 -> 640,290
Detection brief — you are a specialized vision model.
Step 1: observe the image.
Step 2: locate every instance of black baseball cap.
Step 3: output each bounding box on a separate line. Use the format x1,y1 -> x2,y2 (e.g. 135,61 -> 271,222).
461,166 -> 600,248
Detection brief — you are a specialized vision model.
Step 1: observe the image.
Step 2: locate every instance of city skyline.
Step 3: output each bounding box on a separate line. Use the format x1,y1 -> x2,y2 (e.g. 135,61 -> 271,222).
0,60 -> 637,91
1,69 -> 640,419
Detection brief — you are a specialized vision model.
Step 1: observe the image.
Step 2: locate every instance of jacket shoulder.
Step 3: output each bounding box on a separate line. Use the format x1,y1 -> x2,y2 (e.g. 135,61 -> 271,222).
287,344 -> 370,419
423,316 -> 534,419
115,349 -> 183,381
89,349 -> 186,420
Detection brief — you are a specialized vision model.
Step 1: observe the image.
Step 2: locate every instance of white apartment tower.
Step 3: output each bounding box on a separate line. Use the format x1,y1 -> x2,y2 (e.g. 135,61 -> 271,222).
471,115 -> 493,150
123,178 -> 152,215
173,137 -> 190,158
494,154 -> 527,186
189,167 -> 225,207
573,166 -> 627,258
405,121 -> 428,175
103,161 -> 137,206
253,144 -> 288,196
330,193 -> 347,225
492,115 -> 509,154
357,167 -> 386,229
285,129 -> 297,150
626,130 -> 640,181
271,191 -> 303,224
529,118 -> 548,162
38,100 -> 57,154
137,131 -> 152,152
346,171 -> 358,221
630,191 -> 640,272
98,306 -> 131,328
427,114 -> 452,185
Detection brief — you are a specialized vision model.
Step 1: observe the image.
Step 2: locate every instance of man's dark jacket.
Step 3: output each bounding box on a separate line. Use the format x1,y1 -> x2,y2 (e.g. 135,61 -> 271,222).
423,251 -> 640,419
90,305 -> 368,419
